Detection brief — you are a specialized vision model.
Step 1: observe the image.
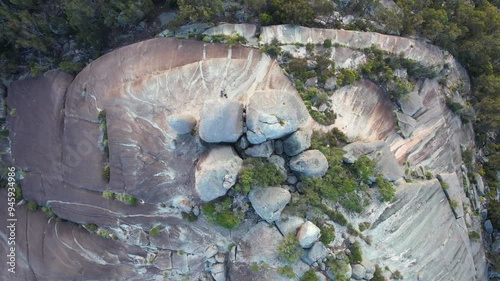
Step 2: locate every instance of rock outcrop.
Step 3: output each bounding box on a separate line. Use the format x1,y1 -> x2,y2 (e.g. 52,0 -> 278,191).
195,145 -> 242,201
283,129 -> 312,156
289,150 -> 329,178
297,221 -> 321,248
199,100 -> 243,143
248,187 -> 291,223
246,90 -> 310,144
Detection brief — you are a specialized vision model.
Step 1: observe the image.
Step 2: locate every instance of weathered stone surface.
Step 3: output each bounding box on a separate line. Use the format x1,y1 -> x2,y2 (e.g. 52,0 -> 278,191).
305,242 -> 329,264
211,263 -> 226,281
277,216 -> 305,236
395,112 -> 417,138
324,77 -> 337,90
289,150 -> 328,178
203,23 -> 258,45
168,112 -> 196,134
492,239 -> 500,255
268,155 -> 287,177
195,146 -> 242,201
474,173 -> 485,196
249,187 -> 291,223
245,140 -> 273,158
351,264 -> 366,280
485,220 -> 494,234
367,179 -> 484,280
343,141 -> 403,182
199,100 -> 243,143
297,221 -> 321,248
237,222 -> 285,267
246,90 -> 309,144
154,250 -> 173,270
283,129 -> 312,156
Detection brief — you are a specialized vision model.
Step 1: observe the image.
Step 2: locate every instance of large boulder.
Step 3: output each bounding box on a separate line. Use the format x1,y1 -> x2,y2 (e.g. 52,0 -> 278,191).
343,141 -> 403,182
248,187 -> 291,223
297,221 -> 321,248
245,140 -> 273,158
289,150 -> 328,178
246,90 -> 309,144
199,100 -> 243,143
277,215 -> 305,236
351,264 -> 366,280
195,146 -> 242,201
305,242 -> 329,264
283,129 -> 312,156
237,222 -> 285,267
167,112 -> 196,134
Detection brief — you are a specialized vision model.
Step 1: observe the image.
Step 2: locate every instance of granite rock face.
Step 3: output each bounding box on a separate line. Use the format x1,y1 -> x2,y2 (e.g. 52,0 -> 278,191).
289,150 -> 329,178
195,145 -> 242,202
249,187 -> 291,223
199,100 -> 243,143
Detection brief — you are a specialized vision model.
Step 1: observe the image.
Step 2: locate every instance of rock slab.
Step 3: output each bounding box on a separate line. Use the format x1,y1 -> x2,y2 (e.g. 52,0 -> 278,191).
249,187 -> 291,223
289,150 -> 328,178
195,146 -> 242,201
297,221 -> 321,248
199,100 -> 243,143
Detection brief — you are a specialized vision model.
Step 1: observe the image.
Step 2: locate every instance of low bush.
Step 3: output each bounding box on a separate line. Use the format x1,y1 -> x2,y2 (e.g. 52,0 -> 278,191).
277,233 -> 304,263
358,222 -> 371,232
348,241 -> 363,264
323,39 -> 333,48
27,201 -> 38,212
327,258 -> 350,281
391,270 -> 404,280
300,269 -> 319,281
277,265 -> 296,278
202,197 -> 244,229
377,176 -> 396,202
116,193 -> 138,205
181,212 -> 198,222
102,190 -> 115,199
102,165 -> 110,183
371,265 -> 385,281
320,224 -> 335,244
234,158 -> 285,194
41,206 -> 54,217
150,225 -> 162,237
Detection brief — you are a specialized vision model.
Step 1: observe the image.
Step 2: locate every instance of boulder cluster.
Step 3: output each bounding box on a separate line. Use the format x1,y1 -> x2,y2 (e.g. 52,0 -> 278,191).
168,92 -> 329,224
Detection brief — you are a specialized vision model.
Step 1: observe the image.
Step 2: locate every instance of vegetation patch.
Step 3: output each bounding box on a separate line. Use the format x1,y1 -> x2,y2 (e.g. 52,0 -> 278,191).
234,158 -> 285,194
116,193 -> 138,206
348,241 -> 363,264
202,197 -> 244,229
277,233 -> 304,263
150,225 -> 162,237
300,269 -> 319,281
277,265 -> 296,278
320,224 -> 335,244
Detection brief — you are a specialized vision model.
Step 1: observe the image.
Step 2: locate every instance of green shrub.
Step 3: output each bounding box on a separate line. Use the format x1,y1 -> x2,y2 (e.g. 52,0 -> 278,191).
259,13 -> 273,25
277,233 -> 304,263
150,225 -> 162,237
102,165 -> 110,182
300,269 -> 319,281
327,258 -> 350,281
348,241 -> 363,264
85,224 -> 98,232
353,155 -> 376,182
377,176 -> 396,202
116,193 -> 137,205
337,68 -> 360,86
320,225 -> 335,244
97,229 -> 111,238
391,270 -> 404,280
27,201 -> 38,212
440,180 -> 450,190
97,110 -> 106,122
202,197 -> 243,229
487,200 -> 500,229
321,207 -> 348,226
358,222 -> 371,232
234,158 -> 285,194
277,265 -> 296,278
103,190 -> 115,199
181,212 -> 198,222
41,206 -> 54,217
371,265 -> 385,281
251,262 -> 259,272
59,61 -> 84,74
323,39 -> 333,48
